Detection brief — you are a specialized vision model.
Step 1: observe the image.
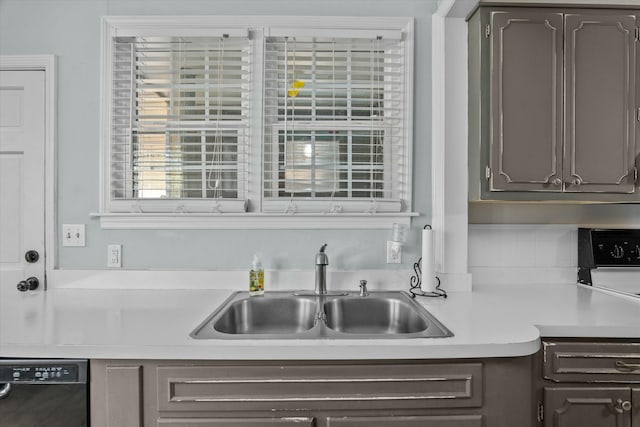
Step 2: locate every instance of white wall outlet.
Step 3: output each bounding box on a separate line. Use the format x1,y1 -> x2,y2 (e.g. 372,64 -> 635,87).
62,224 -> 86,247
107,244 -> 122,268
386,240 -> 402,264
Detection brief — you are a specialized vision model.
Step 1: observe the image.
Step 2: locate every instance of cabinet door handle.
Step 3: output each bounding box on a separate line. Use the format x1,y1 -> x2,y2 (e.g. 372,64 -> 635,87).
550,177 -> 562,186
610,399 -> 624,414
610,398 -> 632,414
572,177 -> 583,186
615,360 -> 640,372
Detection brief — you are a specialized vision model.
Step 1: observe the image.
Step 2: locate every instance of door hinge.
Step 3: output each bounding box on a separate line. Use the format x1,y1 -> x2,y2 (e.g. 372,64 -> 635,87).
485,165 -> 492,180
635,27 -> 639,41
634,167 -> 638,184
537,402 -> 544,423
636,107 -> 640,122
485,24 -> 491,38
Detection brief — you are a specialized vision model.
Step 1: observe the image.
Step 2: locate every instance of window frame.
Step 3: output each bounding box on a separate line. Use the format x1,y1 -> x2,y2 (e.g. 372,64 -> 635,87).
98,16 -> 416,229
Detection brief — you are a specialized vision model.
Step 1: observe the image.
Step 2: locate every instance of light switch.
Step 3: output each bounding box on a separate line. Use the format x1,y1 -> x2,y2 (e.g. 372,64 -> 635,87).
62,224 -> 86,247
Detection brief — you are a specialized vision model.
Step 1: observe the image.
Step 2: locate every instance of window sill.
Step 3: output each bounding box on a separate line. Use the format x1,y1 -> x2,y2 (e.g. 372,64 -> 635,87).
91,212 -> 417,229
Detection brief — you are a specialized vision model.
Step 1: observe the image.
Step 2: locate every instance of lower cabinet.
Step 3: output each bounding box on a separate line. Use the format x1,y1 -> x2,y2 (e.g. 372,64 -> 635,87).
156,418 -> 315,426
155,415 -> 482,427
543,387 -> 634,427
538,340 -> 640,427
325,415 -> 482,426
91,358 -> 533,427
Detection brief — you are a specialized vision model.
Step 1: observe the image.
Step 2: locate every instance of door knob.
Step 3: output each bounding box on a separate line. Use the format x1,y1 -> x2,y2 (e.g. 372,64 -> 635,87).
25,250 -> 39,263
17,277 -> 39,292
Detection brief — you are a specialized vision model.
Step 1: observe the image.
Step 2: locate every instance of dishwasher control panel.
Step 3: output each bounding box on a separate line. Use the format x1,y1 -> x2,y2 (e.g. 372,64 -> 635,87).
0,359 -> 86,384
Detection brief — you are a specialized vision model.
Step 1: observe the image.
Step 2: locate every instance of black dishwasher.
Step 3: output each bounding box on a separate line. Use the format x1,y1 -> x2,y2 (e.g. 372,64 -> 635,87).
0,359 -> 88,426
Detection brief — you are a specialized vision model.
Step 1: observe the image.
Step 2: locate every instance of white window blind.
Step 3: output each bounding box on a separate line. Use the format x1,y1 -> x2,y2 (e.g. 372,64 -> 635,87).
109,34 -> 251,213
262,34 -> 407,213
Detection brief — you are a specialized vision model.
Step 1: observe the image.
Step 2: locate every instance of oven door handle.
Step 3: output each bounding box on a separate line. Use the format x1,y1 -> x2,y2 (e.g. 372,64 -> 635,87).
0,383 -> 11,400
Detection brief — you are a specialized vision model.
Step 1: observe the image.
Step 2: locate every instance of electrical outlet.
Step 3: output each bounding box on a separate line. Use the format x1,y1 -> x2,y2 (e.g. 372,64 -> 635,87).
107,244 -> 122,268
62,224 -> 86,247
386,240 -> 402,264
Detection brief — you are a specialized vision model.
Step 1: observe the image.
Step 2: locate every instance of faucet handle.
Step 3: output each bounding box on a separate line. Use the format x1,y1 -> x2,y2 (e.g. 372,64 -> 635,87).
359,280 -> 369,297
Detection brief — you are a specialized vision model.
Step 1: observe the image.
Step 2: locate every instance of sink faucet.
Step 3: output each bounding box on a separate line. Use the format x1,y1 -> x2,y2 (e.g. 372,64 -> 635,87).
315,244 -> 329,295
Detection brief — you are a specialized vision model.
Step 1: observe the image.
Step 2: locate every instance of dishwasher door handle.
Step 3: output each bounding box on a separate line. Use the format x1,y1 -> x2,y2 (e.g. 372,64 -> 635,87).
0,383 -> 11,400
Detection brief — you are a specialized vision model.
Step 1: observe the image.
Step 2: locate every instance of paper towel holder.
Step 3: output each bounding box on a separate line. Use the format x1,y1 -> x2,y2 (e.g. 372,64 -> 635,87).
409,225 -> 447,299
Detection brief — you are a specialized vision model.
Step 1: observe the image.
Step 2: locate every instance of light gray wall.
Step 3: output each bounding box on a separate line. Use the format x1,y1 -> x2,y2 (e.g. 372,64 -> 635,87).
0,0 -> 437,270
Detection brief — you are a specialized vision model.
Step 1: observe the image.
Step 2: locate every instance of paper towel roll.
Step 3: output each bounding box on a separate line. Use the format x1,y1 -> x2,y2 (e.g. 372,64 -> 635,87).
421,228 -> 436,292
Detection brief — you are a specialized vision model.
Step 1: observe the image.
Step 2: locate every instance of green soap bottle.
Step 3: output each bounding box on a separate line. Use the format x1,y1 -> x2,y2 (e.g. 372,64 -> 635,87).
249,254 -> 264,296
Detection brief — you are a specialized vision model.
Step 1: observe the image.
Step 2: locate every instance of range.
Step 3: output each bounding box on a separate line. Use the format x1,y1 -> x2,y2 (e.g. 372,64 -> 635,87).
578,228 -> 640,298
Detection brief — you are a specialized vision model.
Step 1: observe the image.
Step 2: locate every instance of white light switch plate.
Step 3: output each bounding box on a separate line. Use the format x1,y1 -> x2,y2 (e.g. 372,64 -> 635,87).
62,224 -> 86,247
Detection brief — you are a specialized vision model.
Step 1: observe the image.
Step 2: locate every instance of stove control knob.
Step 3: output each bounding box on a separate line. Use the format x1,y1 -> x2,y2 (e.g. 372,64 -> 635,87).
611,245 -> 625,259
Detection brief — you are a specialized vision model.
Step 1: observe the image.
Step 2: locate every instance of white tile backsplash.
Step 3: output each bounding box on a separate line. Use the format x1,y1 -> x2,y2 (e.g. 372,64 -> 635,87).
469,224 -> 578,285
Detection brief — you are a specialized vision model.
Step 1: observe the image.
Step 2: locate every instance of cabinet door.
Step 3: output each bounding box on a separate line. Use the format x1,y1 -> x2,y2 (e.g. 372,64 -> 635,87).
564,13 -> 637,193
489,10 -> 564,192
157,418 -> 315,427
326,415 -> 482,427
90,362 -> 143,427
544,387 -> 631,427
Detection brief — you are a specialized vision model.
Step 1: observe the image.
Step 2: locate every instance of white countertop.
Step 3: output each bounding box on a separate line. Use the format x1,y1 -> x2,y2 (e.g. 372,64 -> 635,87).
0,281 -> 638,360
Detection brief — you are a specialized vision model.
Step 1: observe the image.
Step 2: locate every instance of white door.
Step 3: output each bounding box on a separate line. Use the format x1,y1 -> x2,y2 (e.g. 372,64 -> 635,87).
0,70 -> 46,293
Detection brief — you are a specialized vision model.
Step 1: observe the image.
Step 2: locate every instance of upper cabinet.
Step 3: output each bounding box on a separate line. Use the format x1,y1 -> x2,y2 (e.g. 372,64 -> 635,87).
469,7 -> 639,201
490,10 -> 564,193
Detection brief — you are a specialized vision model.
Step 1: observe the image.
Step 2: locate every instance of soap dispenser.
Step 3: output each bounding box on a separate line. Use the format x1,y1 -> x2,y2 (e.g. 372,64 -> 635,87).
249,254 -> 264,296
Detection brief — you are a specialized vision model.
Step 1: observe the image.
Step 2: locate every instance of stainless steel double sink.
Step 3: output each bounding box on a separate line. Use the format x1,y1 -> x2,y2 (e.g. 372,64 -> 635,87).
190,291 -> 453,339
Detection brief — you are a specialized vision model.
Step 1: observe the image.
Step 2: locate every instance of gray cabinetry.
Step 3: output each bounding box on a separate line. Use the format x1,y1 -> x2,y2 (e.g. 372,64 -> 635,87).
91,358 -> 533,427
90,364 -> 144,427
157,419 -> 315,426
154,363 -> 482,413
544,387 -> 631,427
538,340 -> 640,427
325,415 -> 482,427
564,13 -> 637,193
469,7 -> 638,201
489,10 -> 564,193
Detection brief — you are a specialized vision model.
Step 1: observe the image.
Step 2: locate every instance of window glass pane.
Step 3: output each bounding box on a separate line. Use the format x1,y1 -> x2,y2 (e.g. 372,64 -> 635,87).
111,35 -> 250,201
274,129 -> 385,198
264,35 -> 402,204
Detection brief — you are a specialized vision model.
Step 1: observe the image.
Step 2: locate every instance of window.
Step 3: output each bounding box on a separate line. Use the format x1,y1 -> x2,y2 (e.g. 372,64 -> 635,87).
100,17 -> 414,228
263,32 -> 407,213
106,24 -> 251,213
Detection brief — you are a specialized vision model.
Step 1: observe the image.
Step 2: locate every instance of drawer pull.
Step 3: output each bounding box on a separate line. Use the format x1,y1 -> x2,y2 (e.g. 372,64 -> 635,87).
615,361 -> 640,372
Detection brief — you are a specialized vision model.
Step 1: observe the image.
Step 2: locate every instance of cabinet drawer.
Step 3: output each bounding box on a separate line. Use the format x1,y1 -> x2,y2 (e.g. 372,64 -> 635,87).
543,341 -> 640,383
156,362 -> 483,413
